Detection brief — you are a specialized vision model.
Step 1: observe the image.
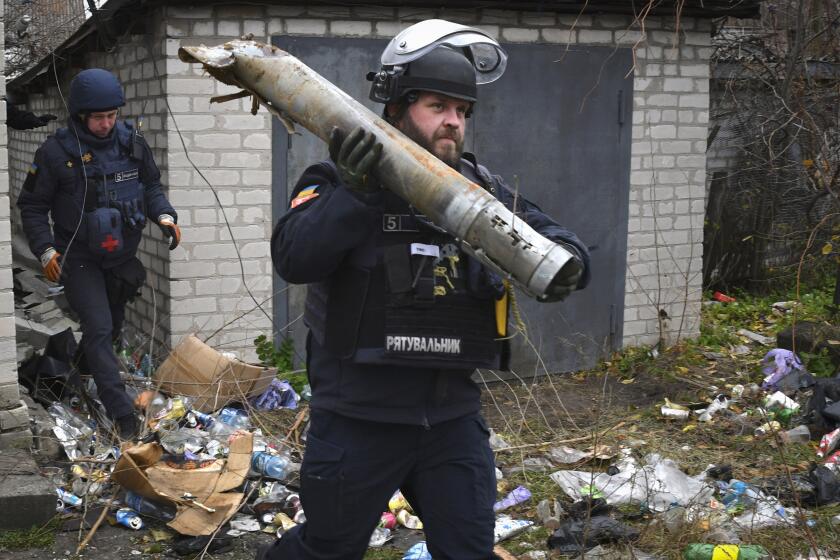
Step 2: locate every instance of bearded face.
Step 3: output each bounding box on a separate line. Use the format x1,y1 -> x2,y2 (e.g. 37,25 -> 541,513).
396,92 -> 469,169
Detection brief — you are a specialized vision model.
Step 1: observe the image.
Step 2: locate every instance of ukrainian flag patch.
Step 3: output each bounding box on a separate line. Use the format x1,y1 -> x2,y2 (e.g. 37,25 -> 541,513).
27,163 -> 38,175
290,185 -> 320,209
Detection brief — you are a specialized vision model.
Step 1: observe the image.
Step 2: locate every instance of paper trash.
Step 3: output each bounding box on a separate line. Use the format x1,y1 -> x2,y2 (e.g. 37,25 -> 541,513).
112,431 -> 253,536
153,335 -> 275,413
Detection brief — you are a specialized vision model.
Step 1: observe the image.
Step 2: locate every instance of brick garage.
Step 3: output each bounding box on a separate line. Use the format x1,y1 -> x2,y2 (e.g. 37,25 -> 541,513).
5,1 -> 760,370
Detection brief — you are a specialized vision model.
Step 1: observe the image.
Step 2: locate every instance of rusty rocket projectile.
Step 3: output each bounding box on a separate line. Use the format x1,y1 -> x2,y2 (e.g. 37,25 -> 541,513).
178,40 -> 577,300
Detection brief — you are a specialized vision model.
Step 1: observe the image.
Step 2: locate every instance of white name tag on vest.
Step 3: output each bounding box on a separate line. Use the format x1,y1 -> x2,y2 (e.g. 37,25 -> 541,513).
410,243 -> 440,259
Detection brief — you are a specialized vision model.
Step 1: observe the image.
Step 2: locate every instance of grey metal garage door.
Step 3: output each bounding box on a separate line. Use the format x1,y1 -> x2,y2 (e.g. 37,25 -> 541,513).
271,36 -> 632,375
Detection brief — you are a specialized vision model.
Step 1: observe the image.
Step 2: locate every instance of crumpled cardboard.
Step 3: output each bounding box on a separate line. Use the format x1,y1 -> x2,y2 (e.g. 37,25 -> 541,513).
112,432 -> 253,536
153,334 -> 275,413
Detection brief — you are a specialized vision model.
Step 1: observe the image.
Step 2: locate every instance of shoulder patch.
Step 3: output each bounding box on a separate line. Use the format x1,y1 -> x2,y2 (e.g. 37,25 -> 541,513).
23,163 -> 38,192
290,185 -> 320,209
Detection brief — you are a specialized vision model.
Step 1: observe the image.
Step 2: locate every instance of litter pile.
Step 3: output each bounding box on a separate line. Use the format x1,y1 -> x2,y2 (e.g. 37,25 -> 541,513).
22,277 -> 840,558
34,323 -> 315,554
474,296 -> 840,559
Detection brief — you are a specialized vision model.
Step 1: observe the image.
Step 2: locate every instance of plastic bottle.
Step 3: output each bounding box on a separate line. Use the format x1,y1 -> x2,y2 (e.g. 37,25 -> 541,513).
124,491 -> 176,521
784,424 -> 810,443
251,451 -> 292,480
773,407 -> 795,426
217,407 -> 251,429
721,480 -> 748,508
209,421 -> 236,439
683,543 -> 770,559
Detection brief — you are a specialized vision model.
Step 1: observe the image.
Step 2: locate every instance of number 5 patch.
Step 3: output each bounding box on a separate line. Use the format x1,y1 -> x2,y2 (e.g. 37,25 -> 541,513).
290,185 -> 319,208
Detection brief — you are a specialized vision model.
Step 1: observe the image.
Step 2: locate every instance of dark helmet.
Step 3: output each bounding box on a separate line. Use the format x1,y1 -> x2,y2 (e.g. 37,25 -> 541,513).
68,68 -> 125,115
369,46 -> 477,105
367,19 -> 507,108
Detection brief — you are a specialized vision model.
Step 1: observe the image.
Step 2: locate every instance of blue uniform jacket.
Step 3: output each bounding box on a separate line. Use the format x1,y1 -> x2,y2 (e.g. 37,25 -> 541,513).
271,154 -> 590,426
17,120 -> 176,266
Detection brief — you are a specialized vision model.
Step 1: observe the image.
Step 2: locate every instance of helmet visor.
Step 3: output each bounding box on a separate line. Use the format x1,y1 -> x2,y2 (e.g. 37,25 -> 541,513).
381,19 -> 508,84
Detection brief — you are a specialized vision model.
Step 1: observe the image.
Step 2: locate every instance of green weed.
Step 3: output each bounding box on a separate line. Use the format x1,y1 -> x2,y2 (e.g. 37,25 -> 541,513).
254,334 -> 308,394
0,517 -> 59,550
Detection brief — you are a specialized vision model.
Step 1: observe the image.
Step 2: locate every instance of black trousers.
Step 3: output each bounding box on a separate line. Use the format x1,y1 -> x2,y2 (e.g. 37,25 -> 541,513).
259,409 -> 498,560
62,256 -> 140,420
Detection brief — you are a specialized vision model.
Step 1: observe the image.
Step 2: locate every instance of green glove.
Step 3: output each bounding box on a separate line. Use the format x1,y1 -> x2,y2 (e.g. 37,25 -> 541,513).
329,126 -> 383,193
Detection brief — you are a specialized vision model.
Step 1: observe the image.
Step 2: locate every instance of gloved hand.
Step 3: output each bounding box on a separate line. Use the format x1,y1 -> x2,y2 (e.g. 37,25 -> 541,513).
40,247 -> 62,283
539,258 -> 583,303
328,126 -> 383,193
157,214 -> 180,250
117,201 -> 143,230
37,114 -> 57,126
128,200 -> 146,230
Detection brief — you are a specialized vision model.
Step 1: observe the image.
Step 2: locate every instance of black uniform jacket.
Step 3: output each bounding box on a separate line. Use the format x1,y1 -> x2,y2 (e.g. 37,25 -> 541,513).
17,119 -> 176,267
271,154 -> 590,426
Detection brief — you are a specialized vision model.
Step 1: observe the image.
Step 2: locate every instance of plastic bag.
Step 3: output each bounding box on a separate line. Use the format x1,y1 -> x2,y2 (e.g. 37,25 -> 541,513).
494,516 -> 533,543
550,454 -> 714,512
251,379 -> 300,410
761,348 -> 804,390
547,516 -> 640,554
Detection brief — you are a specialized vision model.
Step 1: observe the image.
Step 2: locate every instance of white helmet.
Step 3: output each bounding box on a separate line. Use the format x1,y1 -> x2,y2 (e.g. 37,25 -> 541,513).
368,19 -> 508,105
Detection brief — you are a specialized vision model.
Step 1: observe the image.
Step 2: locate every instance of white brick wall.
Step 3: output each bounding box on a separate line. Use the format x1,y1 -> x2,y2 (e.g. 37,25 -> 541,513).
0,0 -> 29,441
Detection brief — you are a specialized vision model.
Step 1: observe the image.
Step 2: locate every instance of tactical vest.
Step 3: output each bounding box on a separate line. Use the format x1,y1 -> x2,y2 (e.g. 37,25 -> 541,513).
54,122 -> 145,258
304,157 -> 509,370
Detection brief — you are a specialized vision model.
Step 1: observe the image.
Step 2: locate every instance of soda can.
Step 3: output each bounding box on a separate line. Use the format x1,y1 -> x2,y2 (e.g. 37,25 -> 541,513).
379,511 -> 397,530
272,512 -> 297,531
754,421 -> 781,437
191,410 -> 215,429
661,406 -> 690,419
115,508 -> 144,530
70,464 -> 88,479
283,494 -> 302,516
56,488 -> 82,508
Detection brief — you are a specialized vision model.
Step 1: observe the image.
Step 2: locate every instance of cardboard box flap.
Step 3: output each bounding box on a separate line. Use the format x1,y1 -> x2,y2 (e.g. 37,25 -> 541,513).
111,442 -> 173,505
112,433 -> 253,536
153,334 -> 276,413
168,493 -> 244,536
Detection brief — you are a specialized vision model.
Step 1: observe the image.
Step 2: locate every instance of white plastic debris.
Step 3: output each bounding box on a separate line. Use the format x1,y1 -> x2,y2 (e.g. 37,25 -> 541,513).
229,514 -> 261,532
547,446 -> 590,464
697,395 -> 730,422
549,454 -> 714,512
764,390 -> 800,411
488,429 -> 510,450
493,516 -> 533,543
737,329 -> 774,346
368,527 -> 392,547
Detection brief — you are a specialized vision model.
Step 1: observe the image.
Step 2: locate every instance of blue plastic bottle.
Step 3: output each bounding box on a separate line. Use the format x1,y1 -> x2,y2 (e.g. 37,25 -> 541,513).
721,480 -> 747,508
124,491 -> 176,521
252,451 -> 291,480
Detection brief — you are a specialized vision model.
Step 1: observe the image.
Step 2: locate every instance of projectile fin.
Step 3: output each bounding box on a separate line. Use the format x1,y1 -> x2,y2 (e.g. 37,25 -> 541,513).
261,101 -> 299,135
210,90 -> 251,105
